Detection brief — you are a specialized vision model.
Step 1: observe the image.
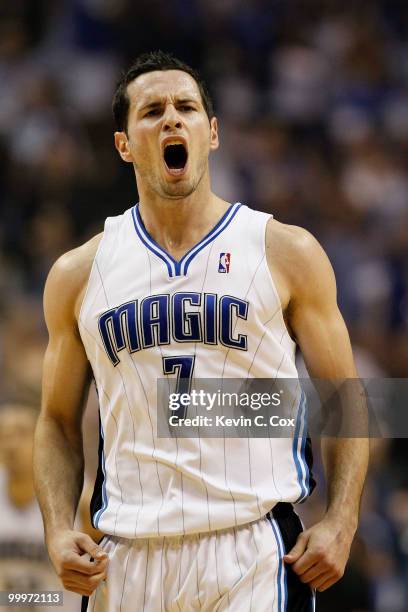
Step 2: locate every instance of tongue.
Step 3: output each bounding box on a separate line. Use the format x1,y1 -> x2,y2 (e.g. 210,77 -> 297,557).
164,144 -> 187,169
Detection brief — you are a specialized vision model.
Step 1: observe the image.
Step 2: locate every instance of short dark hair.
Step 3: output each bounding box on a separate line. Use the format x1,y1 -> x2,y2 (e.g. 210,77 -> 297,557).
112,50 -> 214,132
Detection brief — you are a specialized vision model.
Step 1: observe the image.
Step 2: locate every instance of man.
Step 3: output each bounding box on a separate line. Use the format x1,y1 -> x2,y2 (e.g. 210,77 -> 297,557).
34,51 -> 368,611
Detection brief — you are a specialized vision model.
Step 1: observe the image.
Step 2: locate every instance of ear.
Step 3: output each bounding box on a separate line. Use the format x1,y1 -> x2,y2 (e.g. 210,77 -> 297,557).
114,131 -> 133,163
209,117 -> 219,151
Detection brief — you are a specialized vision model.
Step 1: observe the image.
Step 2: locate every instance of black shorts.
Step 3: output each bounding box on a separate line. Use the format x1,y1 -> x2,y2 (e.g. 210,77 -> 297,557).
268,502 -> 315,611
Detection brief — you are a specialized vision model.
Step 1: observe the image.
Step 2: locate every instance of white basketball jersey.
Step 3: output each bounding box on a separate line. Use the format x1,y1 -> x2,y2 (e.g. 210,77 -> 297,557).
79,203 -> 313,539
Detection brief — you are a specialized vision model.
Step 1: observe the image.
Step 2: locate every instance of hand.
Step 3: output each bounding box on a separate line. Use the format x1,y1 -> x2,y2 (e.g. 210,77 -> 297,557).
47,529 -> 109,596
283,517 -> 354,592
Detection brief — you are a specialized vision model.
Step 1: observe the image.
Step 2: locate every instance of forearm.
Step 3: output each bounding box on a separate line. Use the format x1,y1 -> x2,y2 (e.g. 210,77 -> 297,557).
321,436 -> 369,531
33,415 -> 84,539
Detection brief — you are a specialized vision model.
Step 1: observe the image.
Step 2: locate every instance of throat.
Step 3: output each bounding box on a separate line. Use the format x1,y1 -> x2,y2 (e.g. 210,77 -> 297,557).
158,233 -> 195,262
138,198 -> 232,262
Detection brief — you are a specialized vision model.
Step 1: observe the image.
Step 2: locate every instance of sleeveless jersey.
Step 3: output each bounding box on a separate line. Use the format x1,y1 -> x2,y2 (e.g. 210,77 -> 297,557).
79,203 -> 314,539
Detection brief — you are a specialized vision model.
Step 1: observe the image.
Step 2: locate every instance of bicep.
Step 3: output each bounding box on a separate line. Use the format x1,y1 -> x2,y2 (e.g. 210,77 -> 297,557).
288,236 -> 357,379
42,332 -> 92,429
292,300 -> 356,379
41,259 -> 92,430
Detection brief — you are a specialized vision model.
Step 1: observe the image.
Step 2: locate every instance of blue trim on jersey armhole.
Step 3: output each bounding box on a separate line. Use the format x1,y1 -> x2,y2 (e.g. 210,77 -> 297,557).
131,202 -> 242,277
293,391 -> 310,504
93,420 -> 108,527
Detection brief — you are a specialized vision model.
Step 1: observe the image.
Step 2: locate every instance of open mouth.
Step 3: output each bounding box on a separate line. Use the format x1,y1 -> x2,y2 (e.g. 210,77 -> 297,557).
163,143 -> 188,173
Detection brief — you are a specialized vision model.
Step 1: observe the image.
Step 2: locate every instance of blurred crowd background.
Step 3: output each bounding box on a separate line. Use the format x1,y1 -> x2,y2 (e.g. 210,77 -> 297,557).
0,1 -> 408,610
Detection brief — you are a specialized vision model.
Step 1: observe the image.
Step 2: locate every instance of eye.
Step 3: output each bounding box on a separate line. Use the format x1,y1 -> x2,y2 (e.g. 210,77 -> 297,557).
145,108 -> 161,117
179,105 -> 194,112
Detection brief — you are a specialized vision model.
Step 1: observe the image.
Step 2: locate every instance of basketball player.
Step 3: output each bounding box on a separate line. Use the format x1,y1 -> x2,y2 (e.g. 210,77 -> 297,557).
33,51 -> 369,611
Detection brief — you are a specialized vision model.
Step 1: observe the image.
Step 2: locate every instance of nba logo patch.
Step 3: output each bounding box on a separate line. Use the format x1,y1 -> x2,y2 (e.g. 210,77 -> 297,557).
218,252 -> 231,273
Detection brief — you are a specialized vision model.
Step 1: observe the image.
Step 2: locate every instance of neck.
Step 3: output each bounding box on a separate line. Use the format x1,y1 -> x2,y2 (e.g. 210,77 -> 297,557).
138,175 -> 230,257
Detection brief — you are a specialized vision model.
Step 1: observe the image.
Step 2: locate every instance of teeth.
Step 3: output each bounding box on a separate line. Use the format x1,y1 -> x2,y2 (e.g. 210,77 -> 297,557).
165,140 -> 184,147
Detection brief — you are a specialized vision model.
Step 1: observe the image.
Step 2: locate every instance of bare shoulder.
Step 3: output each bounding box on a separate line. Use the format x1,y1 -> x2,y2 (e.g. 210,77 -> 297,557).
265,218 -> 336,306
44,233 -> 103,325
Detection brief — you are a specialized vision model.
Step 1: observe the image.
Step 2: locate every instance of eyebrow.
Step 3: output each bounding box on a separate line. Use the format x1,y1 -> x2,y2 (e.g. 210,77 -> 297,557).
138,97 -> 200,112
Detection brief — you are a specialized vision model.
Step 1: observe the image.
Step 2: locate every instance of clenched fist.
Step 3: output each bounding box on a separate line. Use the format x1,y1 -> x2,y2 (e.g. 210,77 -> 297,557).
47,529 -> 109,596
284,517 -> 354,592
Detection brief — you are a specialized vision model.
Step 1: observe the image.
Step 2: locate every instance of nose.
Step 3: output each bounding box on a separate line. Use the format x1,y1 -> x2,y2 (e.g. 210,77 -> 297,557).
163,104 -> 182,131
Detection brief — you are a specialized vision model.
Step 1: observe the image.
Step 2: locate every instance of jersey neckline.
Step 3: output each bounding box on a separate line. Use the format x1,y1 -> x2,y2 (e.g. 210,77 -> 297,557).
131,202 -> 242,277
